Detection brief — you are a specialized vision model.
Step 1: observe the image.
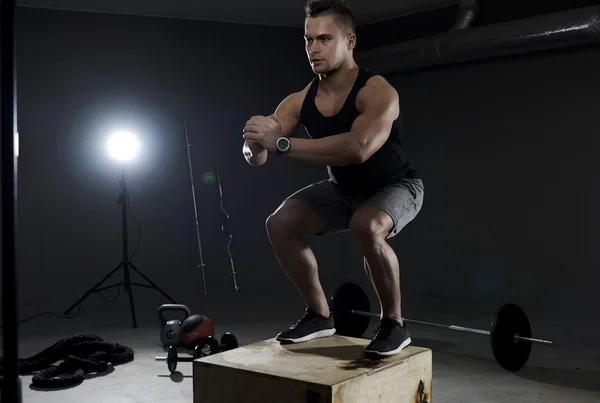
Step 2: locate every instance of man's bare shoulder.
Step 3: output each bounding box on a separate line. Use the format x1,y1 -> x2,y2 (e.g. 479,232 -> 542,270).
357,75 -> 399,112
273,80 -> 314,136
361,75 -> 398,99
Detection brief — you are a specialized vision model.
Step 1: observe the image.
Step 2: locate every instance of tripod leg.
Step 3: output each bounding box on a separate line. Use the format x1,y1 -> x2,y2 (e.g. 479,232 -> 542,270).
64,263 -> 124,315
123,261 -> 137,329
129,263 -> 177,303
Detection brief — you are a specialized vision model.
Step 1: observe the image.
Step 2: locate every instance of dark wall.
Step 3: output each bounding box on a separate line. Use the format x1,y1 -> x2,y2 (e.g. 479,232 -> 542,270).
384,44 -> 600,325
356,6 -> 459,50
12,7 -> 326,318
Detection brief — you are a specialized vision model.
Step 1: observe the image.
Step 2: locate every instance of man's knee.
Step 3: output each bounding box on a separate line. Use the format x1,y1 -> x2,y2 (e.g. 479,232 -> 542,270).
265,199 -> 324,240
349,205 -> 394,245
265,210 -> 290,241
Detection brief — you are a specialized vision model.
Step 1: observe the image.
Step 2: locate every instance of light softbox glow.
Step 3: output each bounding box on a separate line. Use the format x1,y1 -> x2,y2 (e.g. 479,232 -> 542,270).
106,130 -> 139,162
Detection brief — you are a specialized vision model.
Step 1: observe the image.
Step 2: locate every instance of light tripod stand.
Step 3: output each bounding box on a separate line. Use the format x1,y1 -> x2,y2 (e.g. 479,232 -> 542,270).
64,168 -> 177,328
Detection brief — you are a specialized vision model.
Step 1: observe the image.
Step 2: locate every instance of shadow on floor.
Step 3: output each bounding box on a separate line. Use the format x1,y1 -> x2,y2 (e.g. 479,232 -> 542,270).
516,367 -> 600,392
27,366 -> 116,392
157,371 -> 193,381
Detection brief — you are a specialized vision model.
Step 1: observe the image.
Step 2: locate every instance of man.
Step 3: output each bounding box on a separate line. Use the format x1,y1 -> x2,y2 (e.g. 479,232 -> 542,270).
242,0 -> 424,357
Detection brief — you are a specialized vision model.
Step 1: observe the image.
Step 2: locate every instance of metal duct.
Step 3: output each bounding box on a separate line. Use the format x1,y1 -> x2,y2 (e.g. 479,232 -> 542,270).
450,0 -> 481,31
356,5 -> 600,75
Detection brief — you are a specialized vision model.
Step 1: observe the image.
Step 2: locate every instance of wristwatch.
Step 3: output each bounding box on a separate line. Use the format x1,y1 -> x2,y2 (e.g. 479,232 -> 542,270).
275,137 -> 291,155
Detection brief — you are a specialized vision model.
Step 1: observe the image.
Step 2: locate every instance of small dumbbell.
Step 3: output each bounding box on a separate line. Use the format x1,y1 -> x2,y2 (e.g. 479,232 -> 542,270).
155,333 -> 240,373
155,345 -> 201,373
193,332 -> 240,358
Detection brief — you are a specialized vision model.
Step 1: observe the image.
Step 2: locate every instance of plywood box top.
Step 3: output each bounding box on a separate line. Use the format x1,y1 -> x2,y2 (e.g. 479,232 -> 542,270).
193,335 -> 430,387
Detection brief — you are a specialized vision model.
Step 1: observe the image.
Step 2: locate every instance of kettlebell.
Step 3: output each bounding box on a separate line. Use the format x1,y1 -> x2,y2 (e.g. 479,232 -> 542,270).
158,304 -> 192,347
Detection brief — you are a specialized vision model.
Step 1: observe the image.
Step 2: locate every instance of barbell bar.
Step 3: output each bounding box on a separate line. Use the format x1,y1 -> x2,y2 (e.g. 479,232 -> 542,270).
330,282 -> 555,372
350,309 -> 554,346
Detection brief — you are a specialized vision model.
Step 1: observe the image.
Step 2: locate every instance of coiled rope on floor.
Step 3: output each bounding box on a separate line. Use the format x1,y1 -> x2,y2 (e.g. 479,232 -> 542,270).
0,333 -> 134,388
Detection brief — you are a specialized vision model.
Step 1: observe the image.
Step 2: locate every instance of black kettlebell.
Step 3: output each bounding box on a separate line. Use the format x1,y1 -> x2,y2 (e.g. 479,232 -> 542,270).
158,304 -> 192,347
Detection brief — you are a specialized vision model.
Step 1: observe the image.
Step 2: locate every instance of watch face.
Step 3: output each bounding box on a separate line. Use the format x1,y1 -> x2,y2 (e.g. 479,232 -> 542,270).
277,137 -> 290,151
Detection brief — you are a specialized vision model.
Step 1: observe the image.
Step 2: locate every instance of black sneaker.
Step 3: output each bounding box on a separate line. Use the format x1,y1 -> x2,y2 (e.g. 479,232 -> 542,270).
276,307 -> 336,343
364,317 -> 411,357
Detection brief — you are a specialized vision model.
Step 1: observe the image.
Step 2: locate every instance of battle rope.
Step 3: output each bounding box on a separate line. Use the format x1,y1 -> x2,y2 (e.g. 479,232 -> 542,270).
0,334 -> 134,389
216,164 -> 240,292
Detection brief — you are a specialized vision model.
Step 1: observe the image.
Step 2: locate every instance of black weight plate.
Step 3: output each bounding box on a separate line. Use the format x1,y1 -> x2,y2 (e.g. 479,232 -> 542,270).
220,332 -> 239,351
330,283 -> 371,337
490,303 -> 532,372
167,346 -> 178,373
194,336 -> 221,358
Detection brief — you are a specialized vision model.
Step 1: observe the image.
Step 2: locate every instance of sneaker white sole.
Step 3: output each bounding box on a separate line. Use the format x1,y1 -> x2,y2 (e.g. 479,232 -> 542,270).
364,337 -> 412,357
276,328 -> 337,343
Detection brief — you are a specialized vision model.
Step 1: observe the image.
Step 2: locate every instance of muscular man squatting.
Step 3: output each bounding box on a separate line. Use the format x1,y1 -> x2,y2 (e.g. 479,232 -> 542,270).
242,0 -> 424,357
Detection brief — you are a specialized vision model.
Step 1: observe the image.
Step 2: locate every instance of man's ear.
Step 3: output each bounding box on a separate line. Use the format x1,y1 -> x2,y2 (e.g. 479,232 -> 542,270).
347,33 -> 356,50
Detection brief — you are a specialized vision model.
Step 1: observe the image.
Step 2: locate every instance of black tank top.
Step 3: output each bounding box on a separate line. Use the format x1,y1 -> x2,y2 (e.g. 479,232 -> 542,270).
299,66 -> 418,196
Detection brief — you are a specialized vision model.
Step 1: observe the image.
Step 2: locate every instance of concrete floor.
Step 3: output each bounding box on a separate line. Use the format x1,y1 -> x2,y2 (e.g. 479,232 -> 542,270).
5,290 -> 600,403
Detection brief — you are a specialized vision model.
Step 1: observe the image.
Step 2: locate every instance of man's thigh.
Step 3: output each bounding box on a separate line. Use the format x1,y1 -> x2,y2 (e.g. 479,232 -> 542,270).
356,178 -> 425,239
286,180 -> 351,236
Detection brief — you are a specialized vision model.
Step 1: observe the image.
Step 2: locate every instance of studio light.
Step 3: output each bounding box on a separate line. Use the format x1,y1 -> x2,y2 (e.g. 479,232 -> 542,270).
64,128 -> 177,329
106,130 -> 139,162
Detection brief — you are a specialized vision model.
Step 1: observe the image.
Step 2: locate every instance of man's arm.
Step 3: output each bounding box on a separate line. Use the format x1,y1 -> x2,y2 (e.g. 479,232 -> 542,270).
242,86 -> 307,166
272,90 -> 304,137
285,77 -> 399,166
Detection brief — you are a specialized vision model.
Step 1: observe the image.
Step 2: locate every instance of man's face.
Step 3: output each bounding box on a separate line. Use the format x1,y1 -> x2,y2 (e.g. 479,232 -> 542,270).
304,15 -> 355,74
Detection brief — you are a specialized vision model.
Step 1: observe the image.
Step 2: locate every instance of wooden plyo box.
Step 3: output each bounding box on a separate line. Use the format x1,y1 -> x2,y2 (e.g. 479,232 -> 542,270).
193,335 -> 432,403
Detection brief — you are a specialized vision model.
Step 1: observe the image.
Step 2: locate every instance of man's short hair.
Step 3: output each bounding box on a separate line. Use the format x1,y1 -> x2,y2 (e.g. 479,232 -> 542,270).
304,0 -> 356,36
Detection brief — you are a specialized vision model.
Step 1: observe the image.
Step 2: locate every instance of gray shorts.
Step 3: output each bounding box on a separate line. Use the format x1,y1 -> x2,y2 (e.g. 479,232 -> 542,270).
286,177 -> 424,239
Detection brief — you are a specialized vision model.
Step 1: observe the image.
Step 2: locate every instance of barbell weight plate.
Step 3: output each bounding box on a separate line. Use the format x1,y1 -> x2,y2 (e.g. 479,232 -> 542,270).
490,303 -> 532,372
194,336 -> 221,358
167,346 -> 178,373
220,332 -> 239,351
330,282 -> 371,338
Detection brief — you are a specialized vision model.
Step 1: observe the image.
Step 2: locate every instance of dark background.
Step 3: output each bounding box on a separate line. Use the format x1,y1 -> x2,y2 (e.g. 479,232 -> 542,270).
2,1 -> 600,342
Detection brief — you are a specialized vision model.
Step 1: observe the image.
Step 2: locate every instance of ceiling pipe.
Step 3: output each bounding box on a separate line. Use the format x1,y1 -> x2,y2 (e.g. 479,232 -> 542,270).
374,0 -> 460,20
450,0 -> 481,31
356,5 -> 600,75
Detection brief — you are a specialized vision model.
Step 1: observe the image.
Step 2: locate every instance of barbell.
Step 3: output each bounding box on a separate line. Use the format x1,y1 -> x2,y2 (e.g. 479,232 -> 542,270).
330,282 -> 554,372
